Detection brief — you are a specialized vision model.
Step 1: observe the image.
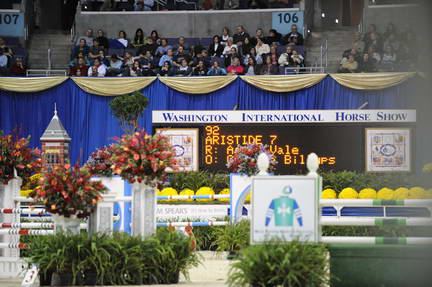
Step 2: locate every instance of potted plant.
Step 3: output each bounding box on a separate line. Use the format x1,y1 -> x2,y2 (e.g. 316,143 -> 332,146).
212,220 -> 250,259
109,91 -> 149,133
30,163 -> 107,234
110,130 -> 178,236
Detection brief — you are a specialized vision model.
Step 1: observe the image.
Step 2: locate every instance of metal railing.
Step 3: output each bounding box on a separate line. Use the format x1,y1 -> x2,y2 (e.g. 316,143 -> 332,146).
284,66 -> 325,74
47,40 -> 52,70
319,38 -> 328,69
26,70 -> 67,77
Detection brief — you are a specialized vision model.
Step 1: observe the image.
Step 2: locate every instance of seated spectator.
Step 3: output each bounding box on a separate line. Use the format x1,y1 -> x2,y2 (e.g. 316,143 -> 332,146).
69,57 -> 88,76
260,55 -> 278,75
9,57 -> 27,76
244,57 -> 259,76
156,39 -> 173,56
208,35 -> 224,57
220,27 -> 230,46
255,37 -> 270,57
241,37 -> 253,57
267,45 -> 279,65
142,61 -> 155,76
134,0 -> 154,11
352,32 -> 365,53
73,39 -> 90,58
69,52 -> 90,67
192,60 -> 208,76
122,51 -> 135,68
360,53 -> 377,73
107,54 -> 123,76
278,45 -> 293,66
124,60 -> 143,76
224,47 -> 239,67
137,37 -> 157,56
243,47 -> 263,66
158,61 -> 173,76
365,32 -> 382,53
363,24 -> 379,47
265,29 -> 282,45
174,59 -> 192,76
96,29 -> 109,50
367,46 -> 381,63
222,38 -> 238,56
143,0 -> 155,11
150,30 -> 161,45
98,50 -> 110,67
341,46 -> 362,64
338,54 -> 358,73
132,28 -> 145,48
88,58 -> 106,77
207,61 -> 227,76
280,24 -> 304,46
290,50 -> 304,67
0,37 -> 13,57
174,46 -> 192,65
251,28 -> 265,46
233,25 -> 250,47
193,49 -> 211,67
0,50 -> 9,75
76,28 -> 93,47
139,50 -> 154,68
226,57 -> 244,75
88,39 -> 105,64
383,33 -> 401,53
383,22 -> 398,41
173,36 -> 190,52
159,48 -> 174,67
117,31 -> 128,48
379,45 -> 397,72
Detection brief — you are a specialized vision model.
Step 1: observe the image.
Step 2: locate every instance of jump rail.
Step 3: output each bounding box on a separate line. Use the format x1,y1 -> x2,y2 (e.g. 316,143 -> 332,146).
321,236 -> 432,245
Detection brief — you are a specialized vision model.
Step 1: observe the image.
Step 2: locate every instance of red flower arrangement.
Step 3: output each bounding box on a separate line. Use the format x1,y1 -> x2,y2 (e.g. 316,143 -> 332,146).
84,145 -> 114,177
227,143 -> 277,176
30,163 -> 107,219
110,130 -> 178,185
0,131 -> 41,184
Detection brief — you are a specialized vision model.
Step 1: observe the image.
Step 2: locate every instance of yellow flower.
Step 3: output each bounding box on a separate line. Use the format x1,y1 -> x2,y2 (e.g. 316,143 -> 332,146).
218,188 -> 230,202
338,187 -> 358,199
196,187 -> 215,202
394,187 -> 410,200
408,186 -> 426,199
20,189 -> 33,197
321,188 -> 337,199
377,187 -> 394,200
160,187 -> 178,202
179,188 -> 195,202
359,188 -> 377,199
246,192 -> 251,202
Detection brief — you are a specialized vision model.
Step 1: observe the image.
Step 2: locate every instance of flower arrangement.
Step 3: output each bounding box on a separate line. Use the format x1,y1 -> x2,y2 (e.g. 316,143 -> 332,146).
30,164 -> 107,219
227,144 -> 277,177
84,145 -> 114,177
110,130 -> 178,185
321,188 -> 337,199
0,131 -> 41,184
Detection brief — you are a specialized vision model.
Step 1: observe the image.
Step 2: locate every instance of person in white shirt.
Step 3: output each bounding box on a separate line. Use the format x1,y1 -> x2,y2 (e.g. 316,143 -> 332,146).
117,31 -> 128,48
255,37 -> 270,56
222,37 -> 238,56
88,58 -> 106,77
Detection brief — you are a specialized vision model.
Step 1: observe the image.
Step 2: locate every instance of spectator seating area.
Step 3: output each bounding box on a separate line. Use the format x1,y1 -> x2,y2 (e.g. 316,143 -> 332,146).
0,36 -> 28,76
338,23 -> 418,73
69,25 -> 307,77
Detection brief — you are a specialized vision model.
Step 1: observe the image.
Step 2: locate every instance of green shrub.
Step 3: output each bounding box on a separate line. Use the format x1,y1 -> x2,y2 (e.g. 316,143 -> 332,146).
228,240 -> 330,287
212,220 -> 250,252
192,225 -> 225,251
168,171 -> 229,193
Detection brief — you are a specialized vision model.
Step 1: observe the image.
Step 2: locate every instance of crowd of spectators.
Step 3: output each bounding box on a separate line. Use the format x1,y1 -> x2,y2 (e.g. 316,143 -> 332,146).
0,37 -> 27,76
338,23 -> 418,73
68,24 -> 306,77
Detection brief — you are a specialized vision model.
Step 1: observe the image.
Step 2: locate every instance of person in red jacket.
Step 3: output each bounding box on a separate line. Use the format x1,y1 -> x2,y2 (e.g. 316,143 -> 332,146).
227,57 -> 244,75
9,57 -> 27,76
69,57 -> 89,76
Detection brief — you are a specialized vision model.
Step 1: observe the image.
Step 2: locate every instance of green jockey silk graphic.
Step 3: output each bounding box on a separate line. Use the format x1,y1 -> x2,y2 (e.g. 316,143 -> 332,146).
265,186 -> 303,227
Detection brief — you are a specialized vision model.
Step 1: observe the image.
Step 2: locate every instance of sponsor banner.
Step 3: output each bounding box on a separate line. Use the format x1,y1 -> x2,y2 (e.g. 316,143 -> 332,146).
153,110 -> 416,124
156,204 -> 250,221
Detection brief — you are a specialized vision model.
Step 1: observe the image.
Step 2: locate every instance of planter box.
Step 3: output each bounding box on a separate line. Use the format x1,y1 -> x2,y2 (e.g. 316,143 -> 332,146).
329,245 -> 432,287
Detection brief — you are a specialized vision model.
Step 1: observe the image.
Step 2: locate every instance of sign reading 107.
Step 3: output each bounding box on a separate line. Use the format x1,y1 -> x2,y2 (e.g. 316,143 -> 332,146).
271,11 -> 304,35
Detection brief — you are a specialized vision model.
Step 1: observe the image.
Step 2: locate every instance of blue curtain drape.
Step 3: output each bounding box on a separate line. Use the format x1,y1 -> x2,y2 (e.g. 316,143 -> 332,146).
0,77 -> 415,164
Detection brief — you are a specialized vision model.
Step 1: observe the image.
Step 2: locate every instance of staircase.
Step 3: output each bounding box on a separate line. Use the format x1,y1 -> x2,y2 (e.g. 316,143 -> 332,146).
306,26 -> 358,73
28,31 -> 71,70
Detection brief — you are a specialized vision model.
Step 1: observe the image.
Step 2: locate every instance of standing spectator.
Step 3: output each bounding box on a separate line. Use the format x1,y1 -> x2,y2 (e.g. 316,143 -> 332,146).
69,57 -> 88,76
173,36 -> 190,52
267,45 -> 279,65
88,39 -> 105,64
233,25 -> 250,47
255,37 -> 270,57
379,45 -> 397,72
73,39 -> 90,58
124,60 -> 143,76
244,57 -> 259,76
243,47 -> 262,66
208,35 -> 224,57
222,38 -> 238,56
158,61 -> 173,76
278,45 -> 294,66
138,37 -> 157,56
280,24 -> 304,46
174,59 -> 192,76
96,29 -> 109,50
207,61 -> 227,76
227,57 -> 244,75
107,54 -> 123,76
9,57 -> 27,76
259,55 -> 278,75
265,29 -> 282,45
159,49 -> 174,67
220,27 -> 230,45
338,54 -> 358,73
360,53 -> 377,73
132,28 -> 145,48
156,39 -> 173,56
251,28 -> 265,46
88,58 -> 106,77
117,31 -> 128,48
150,30 -> 160,45
75,28 -> 93,46
192,60 -> 208,76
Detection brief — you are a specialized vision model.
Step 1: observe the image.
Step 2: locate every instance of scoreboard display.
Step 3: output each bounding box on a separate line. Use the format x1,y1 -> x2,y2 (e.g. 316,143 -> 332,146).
153,110 -> 416,174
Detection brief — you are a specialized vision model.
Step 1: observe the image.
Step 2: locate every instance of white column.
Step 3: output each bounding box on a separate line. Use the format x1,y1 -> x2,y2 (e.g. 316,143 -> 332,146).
131,182 -> 156,237
88,193 -> 116,235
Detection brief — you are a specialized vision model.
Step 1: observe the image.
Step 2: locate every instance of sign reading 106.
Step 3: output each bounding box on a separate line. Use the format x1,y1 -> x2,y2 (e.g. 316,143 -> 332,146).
271,11 -> 304,35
